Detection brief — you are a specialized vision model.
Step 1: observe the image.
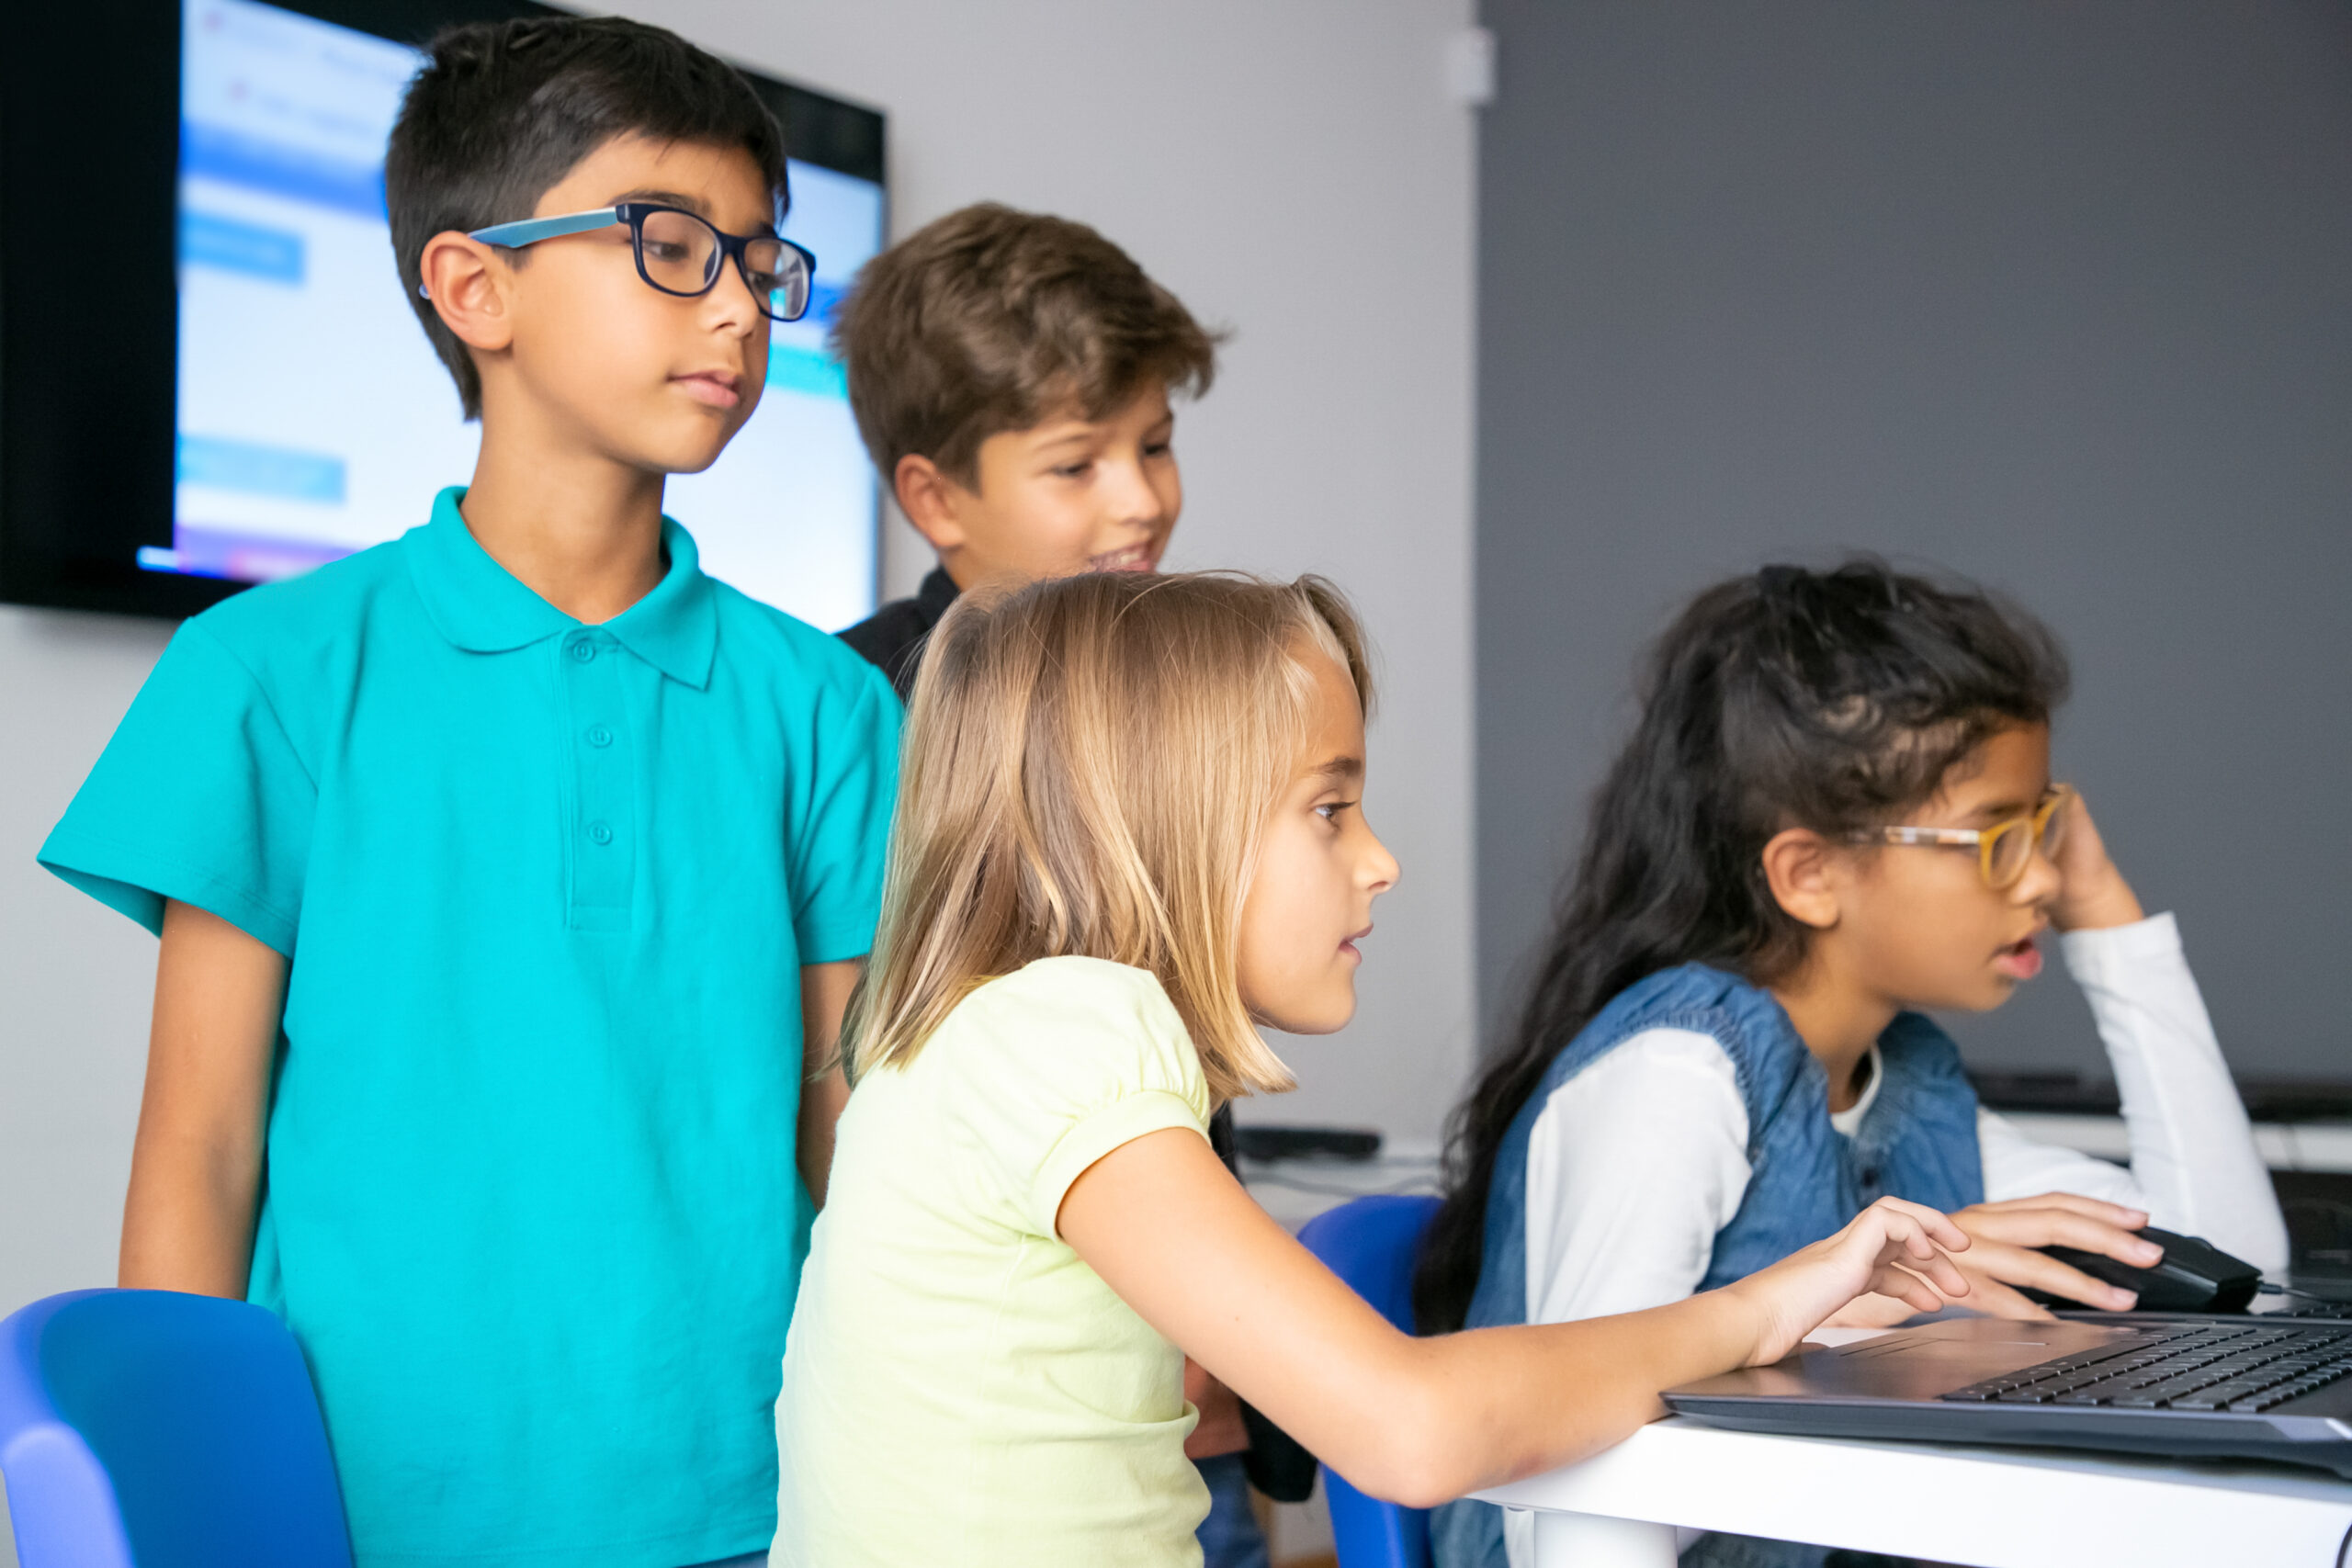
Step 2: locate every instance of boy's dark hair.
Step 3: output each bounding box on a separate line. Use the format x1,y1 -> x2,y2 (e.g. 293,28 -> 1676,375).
385,16 -> 789,419
831,203 -> 1221,486
1414,558 -> 2070,1336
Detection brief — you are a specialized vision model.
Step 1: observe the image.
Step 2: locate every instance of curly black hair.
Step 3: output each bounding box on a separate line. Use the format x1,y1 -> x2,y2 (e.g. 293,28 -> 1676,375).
1415,558 -> 2069,1334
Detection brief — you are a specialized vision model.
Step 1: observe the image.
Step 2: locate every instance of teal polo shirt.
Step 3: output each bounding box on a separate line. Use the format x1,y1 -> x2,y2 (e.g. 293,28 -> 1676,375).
40,489 -> 900,1568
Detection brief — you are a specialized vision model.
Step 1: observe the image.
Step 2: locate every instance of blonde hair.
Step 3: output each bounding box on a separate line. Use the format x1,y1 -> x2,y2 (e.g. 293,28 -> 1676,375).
847,570 -> 1372,1101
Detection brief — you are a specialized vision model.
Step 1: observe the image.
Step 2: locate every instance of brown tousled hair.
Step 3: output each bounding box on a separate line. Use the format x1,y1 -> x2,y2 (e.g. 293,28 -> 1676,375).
831,203 -> 1222,486
846,571 -> 1371,1102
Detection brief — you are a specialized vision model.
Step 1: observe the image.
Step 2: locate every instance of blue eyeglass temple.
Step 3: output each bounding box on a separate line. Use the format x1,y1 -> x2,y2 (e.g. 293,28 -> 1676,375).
417,209 -> 619,298
467,207 -> 630,248
415,208 -> 807,304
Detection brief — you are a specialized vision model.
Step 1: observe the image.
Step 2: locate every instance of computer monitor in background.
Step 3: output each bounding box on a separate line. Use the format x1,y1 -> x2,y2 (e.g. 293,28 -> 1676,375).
0,0 -> 885,632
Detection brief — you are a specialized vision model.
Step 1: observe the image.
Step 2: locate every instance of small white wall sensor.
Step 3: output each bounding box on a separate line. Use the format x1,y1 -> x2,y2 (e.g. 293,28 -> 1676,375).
1445,26 -> 1497,109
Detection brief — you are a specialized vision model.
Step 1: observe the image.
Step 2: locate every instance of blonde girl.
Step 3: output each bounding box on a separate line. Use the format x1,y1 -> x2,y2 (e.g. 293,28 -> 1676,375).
771,571 -> 1971,1567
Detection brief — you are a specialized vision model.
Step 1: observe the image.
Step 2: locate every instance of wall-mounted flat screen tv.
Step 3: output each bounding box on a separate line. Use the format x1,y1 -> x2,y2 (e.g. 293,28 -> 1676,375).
0,0 -> 885,630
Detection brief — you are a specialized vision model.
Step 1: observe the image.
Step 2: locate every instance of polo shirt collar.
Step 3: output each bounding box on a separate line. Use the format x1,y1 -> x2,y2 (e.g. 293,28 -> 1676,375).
408,486 -> 718,689
604,522 -> 718,689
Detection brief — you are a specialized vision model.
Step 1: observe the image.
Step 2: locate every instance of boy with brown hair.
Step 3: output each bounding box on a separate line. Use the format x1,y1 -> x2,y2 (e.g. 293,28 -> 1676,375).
832,203 -> 1306,1563
835,202 -> 1216,693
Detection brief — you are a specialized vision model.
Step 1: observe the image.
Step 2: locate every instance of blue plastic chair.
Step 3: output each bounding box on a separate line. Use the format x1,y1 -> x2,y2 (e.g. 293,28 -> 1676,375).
1295,1194 -> 1442,1568
0,1289 -> 354,1568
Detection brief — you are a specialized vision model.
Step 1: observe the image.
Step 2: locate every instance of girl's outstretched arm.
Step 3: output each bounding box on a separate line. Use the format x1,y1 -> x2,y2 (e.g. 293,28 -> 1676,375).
1059,1127 -> 1967,1509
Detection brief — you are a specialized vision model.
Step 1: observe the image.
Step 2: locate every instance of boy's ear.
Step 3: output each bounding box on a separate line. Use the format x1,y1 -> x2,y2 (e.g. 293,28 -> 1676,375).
892,454 -> 971,553
418,231 -> 517,355
1760,827 -> 1843,931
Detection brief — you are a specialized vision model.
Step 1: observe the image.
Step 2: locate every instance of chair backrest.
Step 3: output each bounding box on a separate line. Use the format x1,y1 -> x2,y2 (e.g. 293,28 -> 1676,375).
0,1290 -> 354,1568
1295,1194 -> 1442,1568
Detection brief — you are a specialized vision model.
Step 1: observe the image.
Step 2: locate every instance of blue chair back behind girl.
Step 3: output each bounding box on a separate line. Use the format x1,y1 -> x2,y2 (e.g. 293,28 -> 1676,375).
1297,1196 -> 1441,1568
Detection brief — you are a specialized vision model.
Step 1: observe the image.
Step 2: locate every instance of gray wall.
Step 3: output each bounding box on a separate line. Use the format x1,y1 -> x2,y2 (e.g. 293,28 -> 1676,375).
1475,0 -> 2352,1083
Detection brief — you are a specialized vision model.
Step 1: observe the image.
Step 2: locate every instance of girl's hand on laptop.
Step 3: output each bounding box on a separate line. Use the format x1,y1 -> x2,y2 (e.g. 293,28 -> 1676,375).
1826,1192 -> 2154,1325
1723,1196 -> 1972,1368
2049,791 -> 2145,932
1940,1192 -> 2157,1317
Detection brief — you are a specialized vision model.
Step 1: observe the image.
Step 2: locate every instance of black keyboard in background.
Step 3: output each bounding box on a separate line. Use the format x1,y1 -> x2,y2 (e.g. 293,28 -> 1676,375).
2262,1298 -> 2352,1320
1943,1323 -> 2352,1415
2278,1170 -> 2352,1292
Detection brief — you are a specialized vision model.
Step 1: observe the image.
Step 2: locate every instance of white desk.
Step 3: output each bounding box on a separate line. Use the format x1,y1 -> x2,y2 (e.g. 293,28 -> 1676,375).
2001,1111 -> 2352,1175
1473,1416 -> 2352,1568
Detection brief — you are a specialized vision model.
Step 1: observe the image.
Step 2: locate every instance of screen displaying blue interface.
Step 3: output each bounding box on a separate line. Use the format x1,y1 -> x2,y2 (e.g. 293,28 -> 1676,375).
166,0 -> 882,631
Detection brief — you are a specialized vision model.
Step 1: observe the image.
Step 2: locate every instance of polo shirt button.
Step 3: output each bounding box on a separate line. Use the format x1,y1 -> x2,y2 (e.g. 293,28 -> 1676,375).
569,637 -> 597,663
587,820 -> 614,846
585,725 -> 615,749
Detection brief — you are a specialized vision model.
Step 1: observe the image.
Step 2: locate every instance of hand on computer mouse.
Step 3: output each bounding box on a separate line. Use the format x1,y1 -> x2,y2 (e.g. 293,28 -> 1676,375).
1944,1192 -> 2162,1316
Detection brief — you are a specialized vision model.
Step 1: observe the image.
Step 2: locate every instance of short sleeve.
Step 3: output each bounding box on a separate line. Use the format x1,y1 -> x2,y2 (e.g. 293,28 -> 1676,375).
38,619 -> 315,955
937,959 -> 1213,1237
786,663 -> 901,964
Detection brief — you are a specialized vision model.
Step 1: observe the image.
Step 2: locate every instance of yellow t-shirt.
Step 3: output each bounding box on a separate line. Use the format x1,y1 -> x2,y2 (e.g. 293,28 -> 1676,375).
773,956 -> 1216,1567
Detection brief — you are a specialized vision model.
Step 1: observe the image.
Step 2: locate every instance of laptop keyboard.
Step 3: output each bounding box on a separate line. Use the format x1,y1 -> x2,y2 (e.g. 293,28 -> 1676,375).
1941,1322 -> 2352,1414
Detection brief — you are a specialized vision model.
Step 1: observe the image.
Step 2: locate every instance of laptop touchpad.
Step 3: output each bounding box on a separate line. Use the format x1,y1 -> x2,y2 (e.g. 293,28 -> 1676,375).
1782,1319 -> 2138,1400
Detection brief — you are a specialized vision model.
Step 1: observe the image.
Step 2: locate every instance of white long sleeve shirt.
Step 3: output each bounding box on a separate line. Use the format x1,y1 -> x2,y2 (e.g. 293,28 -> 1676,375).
1518,912 -> 2291,1331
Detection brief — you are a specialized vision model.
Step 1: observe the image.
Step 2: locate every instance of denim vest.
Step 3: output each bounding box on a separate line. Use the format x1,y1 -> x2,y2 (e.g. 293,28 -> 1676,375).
1429,964 -> 1984,1568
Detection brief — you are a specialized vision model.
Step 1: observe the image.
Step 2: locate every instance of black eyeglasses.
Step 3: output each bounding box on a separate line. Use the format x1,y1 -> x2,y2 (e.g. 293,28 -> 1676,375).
462,202 -> 815,321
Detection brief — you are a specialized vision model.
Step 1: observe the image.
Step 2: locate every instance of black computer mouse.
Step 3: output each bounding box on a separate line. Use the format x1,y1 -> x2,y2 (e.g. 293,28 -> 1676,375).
2027,1224 -> 2262,1313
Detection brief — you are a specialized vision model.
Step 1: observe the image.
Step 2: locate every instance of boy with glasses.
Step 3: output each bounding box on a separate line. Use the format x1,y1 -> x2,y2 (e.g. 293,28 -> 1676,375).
40,17 -> 896,1568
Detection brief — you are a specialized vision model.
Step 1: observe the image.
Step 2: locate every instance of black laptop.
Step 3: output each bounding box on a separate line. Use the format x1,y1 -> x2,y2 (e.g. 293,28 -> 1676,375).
1664,1313 -> 2352,1478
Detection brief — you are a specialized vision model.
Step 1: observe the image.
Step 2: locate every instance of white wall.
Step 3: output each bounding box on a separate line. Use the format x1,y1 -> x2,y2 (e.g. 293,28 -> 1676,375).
641,0 -> 1484,1149
0,0 -> 1476,1332
0,610 -> 173,1308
